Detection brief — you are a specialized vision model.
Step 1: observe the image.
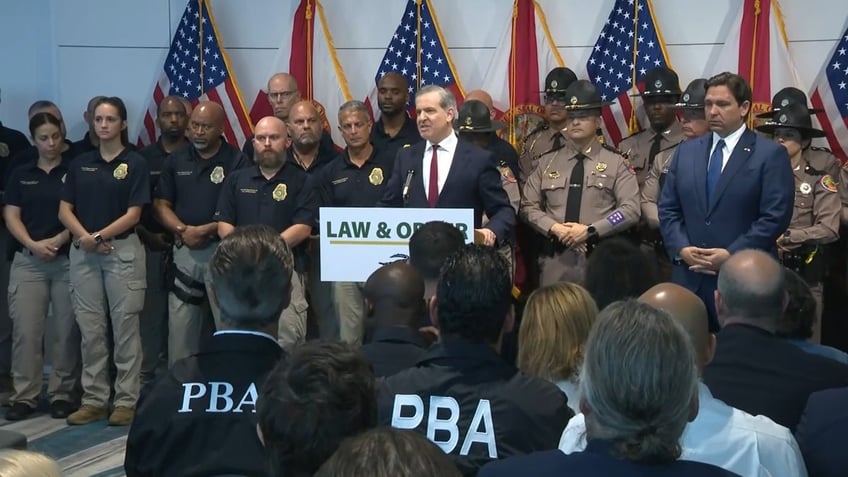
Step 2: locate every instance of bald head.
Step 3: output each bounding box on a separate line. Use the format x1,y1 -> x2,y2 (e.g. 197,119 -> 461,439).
465,89 -> 495,119
640,283 -> 711,368
189,101 -> 225,153
716,249 -> 786,327
364,262 -> 425,327
192,101 -> 225,123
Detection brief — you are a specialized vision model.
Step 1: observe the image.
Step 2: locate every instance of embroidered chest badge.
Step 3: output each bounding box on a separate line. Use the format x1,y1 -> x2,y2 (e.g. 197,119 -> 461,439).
210,166 -> 225,184
273,183 -> 287,201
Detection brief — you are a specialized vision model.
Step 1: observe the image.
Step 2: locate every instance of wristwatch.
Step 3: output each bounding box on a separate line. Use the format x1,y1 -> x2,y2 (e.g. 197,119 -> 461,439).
72,237 -> 81,249
93,233 -> 104,245
587,225 -> 597,237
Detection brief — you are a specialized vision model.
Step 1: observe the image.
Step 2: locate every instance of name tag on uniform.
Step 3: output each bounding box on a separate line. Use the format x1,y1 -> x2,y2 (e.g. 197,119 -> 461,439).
239,188 -> 258,194
176,171 -> 193,176
81,167 -> 98,172
20,180 -> 39,185
332,177 -> 349,185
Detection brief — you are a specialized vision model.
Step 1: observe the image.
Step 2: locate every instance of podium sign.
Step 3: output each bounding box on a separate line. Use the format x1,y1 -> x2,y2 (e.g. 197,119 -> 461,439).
319,207 -> 474,282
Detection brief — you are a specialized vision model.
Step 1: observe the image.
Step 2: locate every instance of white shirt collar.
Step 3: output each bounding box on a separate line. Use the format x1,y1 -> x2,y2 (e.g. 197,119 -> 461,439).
427,131 -> 458,153
213,329 -> 279,346
712,122 -> 746,153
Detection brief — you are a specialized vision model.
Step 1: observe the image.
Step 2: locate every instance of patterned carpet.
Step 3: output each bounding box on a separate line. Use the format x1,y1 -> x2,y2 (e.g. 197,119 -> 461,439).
0,409 -> 129,476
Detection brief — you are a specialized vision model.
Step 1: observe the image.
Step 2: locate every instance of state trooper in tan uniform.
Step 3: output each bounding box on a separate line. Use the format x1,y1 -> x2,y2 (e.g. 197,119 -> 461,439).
758,103 -> 840,341
618,67 -> 686,188
641,79 -> 710,280
521,80 -> 641,286
518,67 -> 578,188
756,86 -> 841,178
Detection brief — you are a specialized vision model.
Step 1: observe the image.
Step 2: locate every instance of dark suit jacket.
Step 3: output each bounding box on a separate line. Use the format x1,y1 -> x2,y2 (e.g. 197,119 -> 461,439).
125,332 -> 283,477
659,129 -> 793,307
379,138 -> 515,242
703,324 -> 848,432
478,440 -> 740,477
796,387 -> 848,477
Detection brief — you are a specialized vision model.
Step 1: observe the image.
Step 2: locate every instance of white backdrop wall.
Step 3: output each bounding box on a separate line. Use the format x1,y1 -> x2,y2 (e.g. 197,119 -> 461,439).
1,0 -> 846,142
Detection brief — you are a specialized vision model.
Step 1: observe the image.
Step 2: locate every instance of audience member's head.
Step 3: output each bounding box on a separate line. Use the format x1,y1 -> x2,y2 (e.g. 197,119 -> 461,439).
776,269 -> 816,340
639,283 -> 714,371
408,221 -> 465,299
27,100 -> 67,138
188,101 -> 225,154
464,89 -> 495,120
0,450 -> 61,477
583,238 -> 658,310
287,100 -> 322,152
433,244 -> 513,346
716,249 -> 786,330
315,428 -> 461,477
257,341 -> 377,477
364,262 -> 425,329
209,224 -> 293,334
580,299 -> 699,465
156,95 -> 189,141
267,72 -> 300,121
93,96 -> 129,145
377,72 -> 410,117
518,282 -> 598,383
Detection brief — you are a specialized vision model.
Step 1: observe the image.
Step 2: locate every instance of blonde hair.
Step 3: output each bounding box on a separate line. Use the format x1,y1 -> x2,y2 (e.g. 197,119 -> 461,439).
0,449 -> 61,477
518,282 -> 598,381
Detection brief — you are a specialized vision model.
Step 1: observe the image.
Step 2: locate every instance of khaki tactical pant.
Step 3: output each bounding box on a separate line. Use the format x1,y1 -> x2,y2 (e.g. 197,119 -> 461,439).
169,243 -> 218,365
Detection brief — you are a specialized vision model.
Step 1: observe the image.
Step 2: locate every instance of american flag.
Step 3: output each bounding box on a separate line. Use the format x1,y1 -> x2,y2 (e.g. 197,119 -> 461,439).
586,0 -> 671,146
137,0 -> 252,147
810,22 -> 848,162
364,0 -> 464,119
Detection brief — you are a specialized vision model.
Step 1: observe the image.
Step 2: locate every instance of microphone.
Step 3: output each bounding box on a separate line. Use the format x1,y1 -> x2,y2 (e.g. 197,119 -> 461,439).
402,169 -> 415,204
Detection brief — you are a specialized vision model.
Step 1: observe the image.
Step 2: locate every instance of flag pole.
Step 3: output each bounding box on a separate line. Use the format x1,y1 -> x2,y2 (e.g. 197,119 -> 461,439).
509,0 -> 518,147
747,0 -> 762,128
306,0 -> 314,99
198,0 -> 204,96
627,0 -> 640,136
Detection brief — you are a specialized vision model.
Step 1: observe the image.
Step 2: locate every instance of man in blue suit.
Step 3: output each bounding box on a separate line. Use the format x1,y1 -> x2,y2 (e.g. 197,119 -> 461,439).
659,72 -> 794,330
796,387 -> 848,477
379,85 -> 514,246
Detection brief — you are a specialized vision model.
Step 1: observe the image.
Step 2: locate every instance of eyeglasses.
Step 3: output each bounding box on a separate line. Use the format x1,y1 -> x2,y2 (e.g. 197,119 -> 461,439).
268,91 -> 298,101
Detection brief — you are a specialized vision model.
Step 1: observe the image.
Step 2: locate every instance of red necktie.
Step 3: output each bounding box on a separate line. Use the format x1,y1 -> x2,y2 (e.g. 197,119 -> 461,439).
428,144 -> 439,207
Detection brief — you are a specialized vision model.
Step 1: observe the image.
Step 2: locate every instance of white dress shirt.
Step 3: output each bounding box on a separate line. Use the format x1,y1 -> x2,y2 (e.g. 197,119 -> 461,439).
558,382 -> 807,477
709,123 -> 747,172
553,378 -> 581,415
423,132 -> 458,201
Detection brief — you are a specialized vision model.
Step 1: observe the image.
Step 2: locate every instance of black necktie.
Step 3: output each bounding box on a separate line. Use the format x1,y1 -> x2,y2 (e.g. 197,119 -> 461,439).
552,131 -> 563,152
648,133 -> 663,168
564,154 -> 585,222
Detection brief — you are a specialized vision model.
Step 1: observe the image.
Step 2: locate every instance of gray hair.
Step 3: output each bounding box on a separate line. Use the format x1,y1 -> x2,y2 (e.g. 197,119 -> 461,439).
338,100 -> 369,118
416,84 -> 456,112
579,299 -> 698,464
716,249 -> 785,321
209,225 -> 294,329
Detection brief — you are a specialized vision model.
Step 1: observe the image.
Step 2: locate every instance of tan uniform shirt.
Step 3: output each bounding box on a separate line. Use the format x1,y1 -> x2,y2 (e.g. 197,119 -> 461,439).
520,138 -> 640,239
640,143 -> 681,228
518,126 -> 570,187
784,154 -> 840,247
618,121 -> 684,187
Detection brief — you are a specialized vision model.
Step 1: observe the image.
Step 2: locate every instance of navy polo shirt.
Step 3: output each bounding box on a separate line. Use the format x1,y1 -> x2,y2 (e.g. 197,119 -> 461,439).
3,139 -> 76,197
155,140 -> 248,226
320,145 -> 395,207
4,161 -> 68,243
214,162 -> 318,234
285,145 -> 338,175
370,114 -> 421,162
61,148 -> 150,232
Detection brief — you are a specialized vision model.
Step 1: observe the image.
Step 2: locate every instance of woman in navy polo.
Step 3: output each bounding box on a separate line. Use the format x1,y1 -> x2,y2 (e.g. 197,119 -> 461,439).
58,96 -> 150,427
3,112 -> 79,421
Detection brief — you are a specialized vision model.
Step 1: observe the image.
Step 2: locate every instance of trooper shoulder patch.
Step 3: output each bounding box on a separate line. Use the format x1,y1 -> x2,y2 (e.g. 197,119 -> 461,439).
499,165 -> 517,183
821,174 -> 838,193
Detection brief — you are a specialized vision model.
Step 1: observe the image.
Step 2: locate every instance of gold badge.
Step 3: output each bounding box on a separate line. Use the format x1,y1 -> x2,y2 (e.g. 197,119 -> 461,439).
465,116 -> 473,126
369,167 -> 384,186
799,182 -> 812,194
0,142 -> 8,158
113,163 -> 128,180
551,80 -> 558,88
570,96 -> 578,105
210,166 -> 224,184
548,171 -> 560,179
596,162 -> 607,172
272,183 -> 287,201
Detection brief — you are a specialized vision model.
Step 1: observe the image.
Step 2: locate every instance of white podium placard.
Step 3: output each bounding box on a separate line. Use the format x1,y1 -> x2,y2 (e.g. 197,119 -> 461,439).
319,207 -> 474,282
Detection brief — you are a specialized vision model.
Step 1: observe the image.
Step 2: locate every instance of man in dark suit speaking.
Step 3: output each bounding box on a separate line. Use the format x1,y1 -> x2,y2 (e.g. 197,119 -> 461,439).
379,85 -> 514,246
659,72 -> 794,330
